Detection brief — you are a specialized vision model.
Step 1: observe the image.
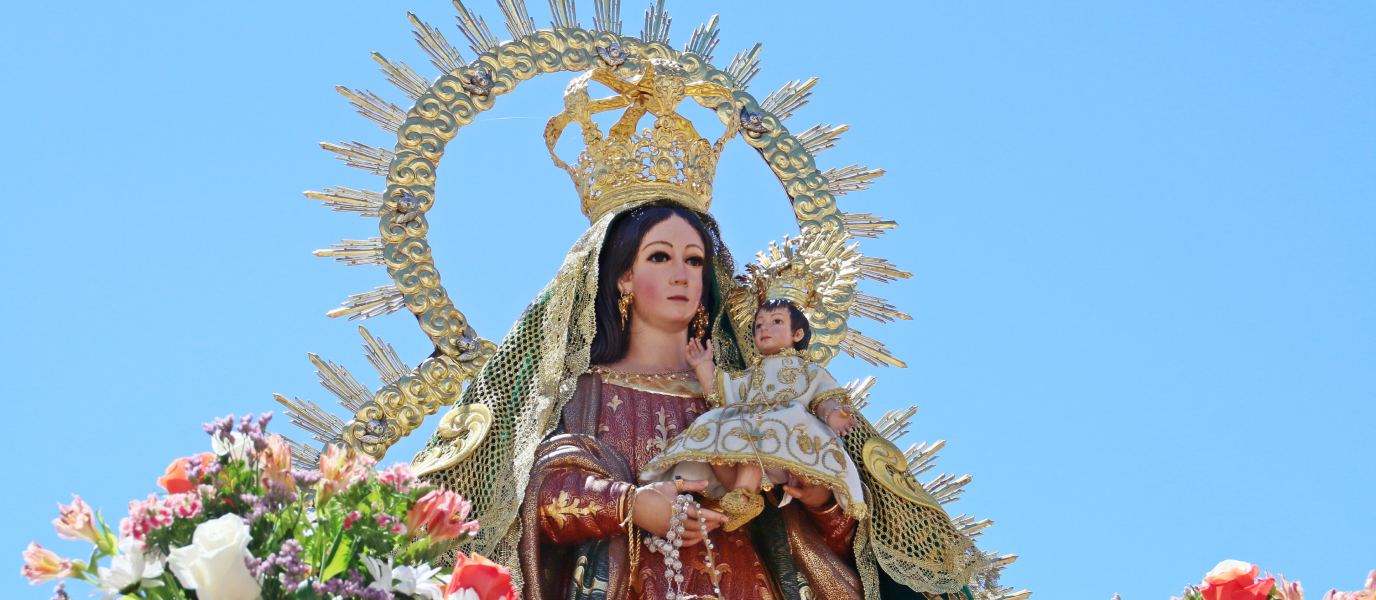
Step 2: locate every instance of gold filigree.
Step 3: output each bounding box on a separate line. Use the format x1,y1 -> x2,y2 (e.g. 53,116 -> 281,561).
861,435 -> 943,512
410,402 -> 492,477
541,490 -> 604,529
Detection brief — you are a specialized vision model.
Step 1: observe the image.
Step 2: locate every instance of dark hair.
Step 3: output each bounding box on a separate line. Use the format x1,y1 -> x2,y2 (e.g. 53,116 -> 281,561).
590,204 -> 718,365
757,299 -> 811,351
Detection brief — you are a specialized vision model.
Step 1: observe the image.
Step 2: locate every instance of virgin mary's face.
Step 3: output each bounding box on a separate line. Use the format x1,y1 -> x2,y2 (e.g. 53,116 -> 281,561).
618,216 -> 706,334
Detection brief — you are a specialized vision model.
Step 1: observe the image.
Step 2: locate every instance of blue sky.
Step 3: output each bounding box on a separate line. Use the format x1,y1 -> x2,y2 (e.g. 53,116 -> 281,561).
1,1 -> 1372,598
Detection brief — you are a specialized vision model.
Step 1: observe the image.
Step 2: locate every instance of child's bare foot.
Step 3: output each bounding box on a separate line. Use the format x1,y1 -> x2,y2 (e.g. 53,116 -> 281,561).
733,464 -> 764,493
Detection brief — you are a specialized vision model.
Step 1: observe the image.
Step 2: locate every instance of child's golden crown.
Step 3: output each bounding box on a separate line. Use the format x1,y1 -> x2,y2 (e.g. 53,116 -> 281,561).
545,55 -> 739,222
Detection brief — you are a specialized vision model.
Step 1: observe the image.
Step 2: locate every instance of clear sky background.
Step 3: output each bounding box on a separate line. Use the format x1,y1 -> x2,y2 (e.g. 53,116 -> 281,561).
2,1 -> 1372,598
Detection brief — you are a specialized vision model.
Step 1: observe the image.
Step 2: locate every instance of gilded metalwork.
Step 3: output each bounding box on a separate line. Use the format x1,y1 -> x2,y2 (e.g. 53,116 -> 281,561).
861,435 -> 943,512
284,4 -> 1025,597
543,58 -> 737,222
411,402 -> 493,477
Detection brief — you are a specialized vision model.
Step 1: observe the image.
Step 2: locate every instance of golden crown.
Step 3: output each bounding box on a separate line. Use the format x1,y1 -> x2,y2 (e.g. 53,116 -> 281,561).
545,55 -> 739,222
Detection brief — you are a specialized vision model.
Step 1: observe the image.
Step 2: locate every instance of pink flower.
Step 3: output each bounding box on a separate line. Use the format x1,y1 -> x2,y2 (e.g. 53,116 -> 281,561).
52,495 -> 99,545
1322,570 -> 1376,600
1269,572 -> 1303,600
377,463 -> 417,493
406,489 -> 479,542
166,492 -> 204,519
121,494 -> 175,540
344,511 -> 363,530
20,543 -> 80,585
1198,560 -> 1274,600
257,434 -> 296,494
316,444 -> 372,504
374,512 -> 407,535
442,552 -> 516,600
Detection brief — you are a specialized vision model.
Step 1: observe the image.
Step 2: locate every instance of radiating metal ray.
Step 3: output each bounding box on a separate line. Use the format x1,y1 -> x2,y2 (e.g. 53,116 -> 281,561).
313,238 -> 386,267
498,0 -> 535,39
952,515 -> 994,538
842,376 -> 876,412
336,86 -> 406,133
326,285 -> 407,321
824,164 -> 885,195
840,212 -> 897,239
548,0 -> 578,28
309,353 -> 373,413
273,393 -> 346,445
855,256 -> 911,283
320,141 -> 395,177
683,14 -> 719,61
409,12 -> 466,74
593,0 -> 621,33
303,187 -> 384,217
926,473 -> 972,505
839,328 -> 907,368
760,77 -> 817,121
640,0 -> 670,43
371,52 -> 429,101
796,123 -> 847,154
851,292 -> 911,323
280,434 -> 322,471
453,0 -> 500,55
725,43 -> 761,90
874,405 -> 918,441
905,439 -> 945,478
358,326 -> 411,387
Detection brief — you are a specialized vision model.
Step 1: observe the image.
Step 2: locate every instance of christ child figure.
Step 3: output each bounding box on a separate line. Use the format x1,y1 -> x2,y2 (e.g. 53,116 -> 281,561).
641,299 -> 868,529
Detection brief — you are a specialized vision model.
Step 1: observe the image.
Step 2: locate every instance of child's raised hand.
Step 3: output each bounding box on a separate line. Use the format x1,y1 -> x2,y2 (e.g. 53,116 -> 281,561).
686,338 -> 714,370
817,399 -> 861,436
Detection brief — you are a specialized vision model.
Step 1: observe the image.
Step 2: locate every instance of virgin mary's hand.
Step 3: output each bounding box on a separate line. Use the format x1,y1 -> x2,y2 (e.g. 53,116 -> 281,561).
782,473 -> 834,509
633,480 -> 729,546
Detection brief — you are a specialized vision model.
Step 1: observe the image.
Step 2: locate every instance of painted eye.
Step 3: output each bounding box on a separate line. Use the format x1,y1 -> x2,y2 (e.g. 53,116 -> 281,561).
647,251 -> 671,263
685,255 -> 704,267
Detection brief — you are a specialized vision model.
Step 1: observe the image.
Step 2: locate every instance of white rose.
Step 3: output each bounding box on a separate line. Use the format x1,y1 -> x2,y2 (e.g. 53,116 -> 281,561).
168,514 -> 261,600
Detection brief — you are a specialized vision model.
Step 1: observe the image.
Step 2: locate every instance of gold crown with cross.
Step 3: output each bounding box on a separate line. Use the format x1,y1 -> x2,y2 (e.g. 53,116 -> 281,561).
544,56 -> 740,222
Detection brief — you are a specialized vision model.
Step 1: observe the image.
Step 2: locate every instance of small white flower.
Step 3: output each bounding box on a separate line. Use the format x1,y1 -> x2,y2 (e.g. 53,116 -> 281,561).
212,431 -> 251,462
361,555 -> 395,594
92,537 -> 165,600
363,556 -> 446,600
395,563 -> 445,600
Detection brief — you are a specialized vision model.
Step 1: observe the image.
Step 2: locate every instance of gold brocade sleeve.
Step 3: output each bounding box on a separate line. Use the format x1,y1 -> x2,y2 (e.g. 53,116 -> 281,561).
537,469 -> 633,545
520,434 -> 636,600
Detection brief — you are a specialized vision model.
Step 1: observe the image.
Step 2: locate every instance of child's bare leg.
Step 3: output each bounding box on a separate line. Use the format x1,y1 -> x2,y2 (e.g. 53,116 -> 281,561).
711,463 -> 738,492
732,463 -> 763,493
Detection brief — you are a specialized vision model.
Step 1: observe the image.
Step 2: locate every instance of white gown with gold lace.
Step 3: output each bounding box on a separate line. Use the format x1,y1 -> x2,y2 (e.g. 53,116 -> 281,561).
640,351 -> 867,519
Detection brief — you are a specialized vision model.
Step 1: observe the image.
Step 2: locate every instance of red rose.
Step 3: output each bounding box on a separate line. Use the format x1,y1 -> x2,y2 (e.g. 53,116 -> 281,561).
157,457 -> 194,494
442,552 -> 517,600
1198,561 -> 1276,600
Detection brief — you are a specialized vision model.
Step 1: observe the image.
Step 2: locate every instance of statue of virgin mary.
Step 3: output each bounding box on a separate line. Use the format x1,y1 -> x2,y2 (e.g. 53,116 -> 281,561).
290,5 -> 1016,599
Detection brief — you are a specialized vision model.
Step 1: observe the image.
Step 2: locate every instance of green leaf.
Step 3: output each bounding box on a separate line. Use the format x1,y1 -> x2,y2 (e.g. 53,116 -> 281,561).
320,530 -> 356,580
295,584 -> 322,600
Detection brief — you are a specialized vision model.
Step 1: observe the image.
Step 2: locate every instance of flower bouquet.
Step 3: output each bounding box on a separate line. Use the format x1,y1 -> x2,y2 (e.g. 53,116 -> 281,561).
20,413 -> 518,600
1150,560 -> 1375,600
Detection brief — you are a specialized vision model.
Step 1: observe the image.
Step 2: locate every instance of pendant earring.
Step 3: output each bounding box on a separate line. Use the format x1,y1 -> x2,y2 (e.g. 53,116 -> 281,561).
691,305 -> 709,339
618,292 -> 634,328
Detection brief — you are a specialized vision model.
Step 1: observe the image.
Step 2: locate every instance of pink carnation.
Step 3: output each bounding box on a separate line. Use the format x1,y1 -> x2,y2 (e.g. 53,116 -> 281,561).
120,494 -> 174,540
377,463 -> 417,493
165,492 -> 203,519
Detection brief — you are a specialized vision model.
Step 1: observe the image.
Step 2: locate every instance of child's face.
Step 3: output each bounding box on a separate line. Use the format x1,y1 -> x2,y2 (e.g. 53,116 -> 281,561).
753,307 -> 803,355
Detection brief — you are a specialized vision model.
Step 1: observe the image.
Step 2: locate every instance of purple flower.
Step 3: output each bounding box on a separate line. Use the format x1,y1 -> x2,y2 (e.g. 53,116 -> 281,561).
247,539 -> 312,591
